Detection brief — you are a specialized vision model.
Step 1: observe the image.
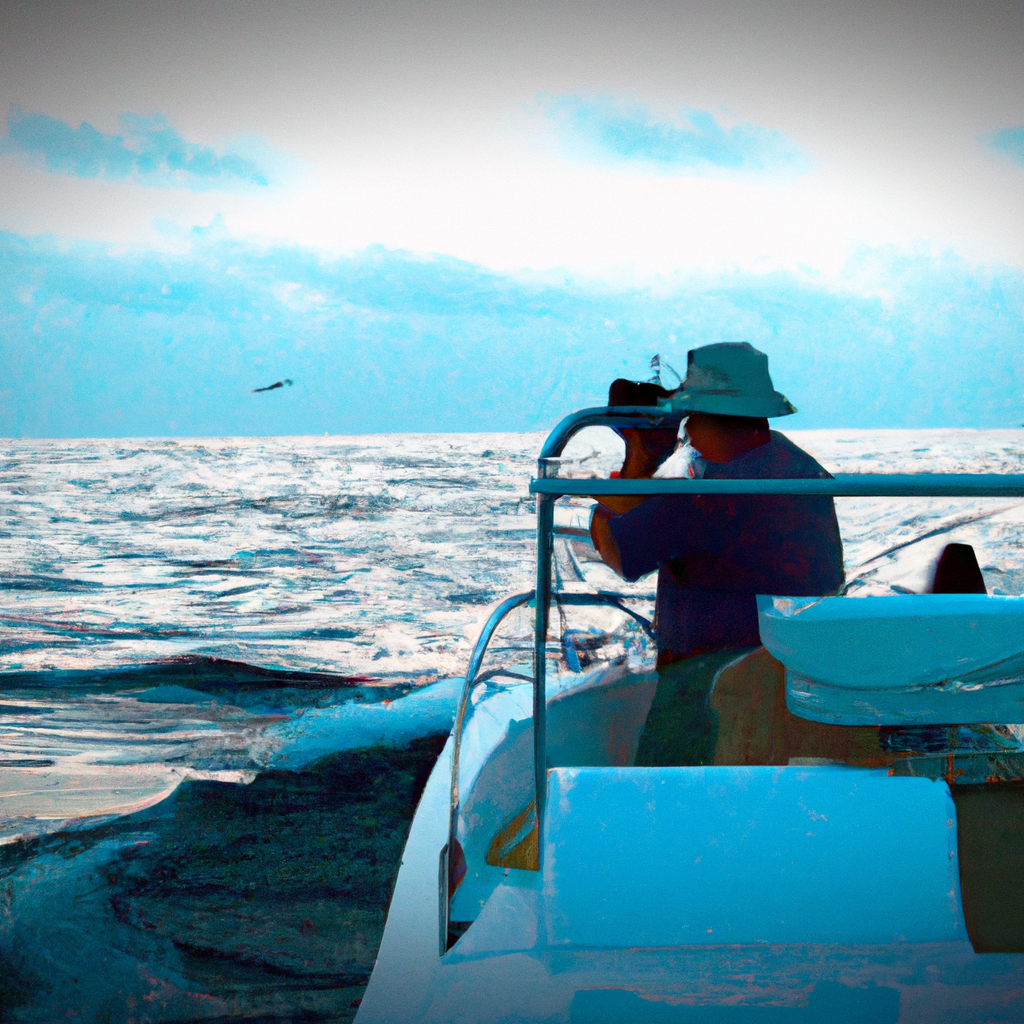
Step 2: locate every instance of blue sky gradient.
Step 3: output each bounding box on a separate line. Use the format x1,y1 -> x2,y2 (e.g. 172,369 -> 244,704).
541,95 -> 806,172
1,107 -> 270,190
2,228 -> 1022,438
985,126 -> 1024,165
2,0 -> 1023,439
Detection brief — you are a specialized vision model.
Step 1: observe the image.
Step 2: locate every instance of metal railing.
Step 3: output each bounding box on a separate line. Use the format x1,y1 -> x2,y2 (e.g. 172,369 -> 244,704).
439,590 -> 534,953
534,476 -> 1024,497
439,587 -> 654,952
529,407 -> 1024,832
435,404 -> 1024,955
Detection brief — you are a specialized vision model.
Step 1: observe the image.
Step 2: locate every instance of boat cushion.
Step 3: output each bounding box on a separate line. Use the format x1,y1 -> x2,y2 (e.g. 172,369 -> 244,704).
757,594 -> 1024,725
542,765 -> 966,947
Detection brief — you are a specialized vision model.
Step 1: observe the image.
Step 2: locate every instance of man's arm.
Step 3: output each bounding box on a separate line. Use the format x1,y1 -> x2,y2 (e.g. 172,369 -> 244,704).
597,492 -> 649,514
593,491 -> 702,584
590,505 -> 624,575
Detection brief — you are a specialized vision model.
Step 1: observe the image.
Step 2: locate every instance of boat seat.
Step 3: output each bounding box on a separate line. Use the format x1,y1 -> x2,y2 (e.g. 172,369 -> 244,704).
710,647 -> 889,768
757,593 -> 1024,725
453,765 -> 966,956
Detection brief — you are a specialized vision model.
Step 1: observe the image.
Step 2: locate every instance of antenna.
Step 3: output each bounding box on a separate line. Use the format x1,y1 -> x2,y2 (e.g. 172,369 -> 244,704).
649,354 -> 681,390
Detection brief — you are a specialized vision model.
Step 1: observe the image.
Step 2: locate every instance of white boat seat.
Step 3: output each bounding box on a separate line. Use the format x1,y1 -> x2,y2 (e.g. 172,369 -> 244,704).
453,765 -> 966,956
757,594 -> 1024,725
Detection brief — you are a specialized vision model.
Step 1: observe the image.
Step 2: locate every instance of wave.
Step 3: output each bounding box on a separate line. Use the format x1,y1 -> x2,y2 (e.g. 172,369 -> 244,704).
0,654 -> 382,692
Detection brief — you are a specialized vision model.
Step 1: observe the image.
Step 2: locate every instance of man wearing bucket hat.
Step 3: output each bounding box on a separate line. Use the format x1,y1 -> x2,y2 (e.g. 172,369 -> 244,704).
591,342 -> 844,766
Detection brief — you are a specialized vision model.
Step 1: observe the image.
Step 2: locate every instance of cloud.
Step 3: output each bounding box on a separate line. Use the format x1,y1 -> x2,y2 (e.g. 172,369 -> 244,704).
540,95 -> 806,174
0,106 -> 270,190
0,230 -> 1022,438
983,126 -> 1024,165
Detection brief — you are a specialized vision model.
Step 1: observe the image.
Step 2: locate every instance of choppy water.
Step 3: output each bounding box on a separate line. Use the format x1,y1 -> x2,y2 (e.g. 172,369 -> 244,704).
3,428 -> 1024,839
0,433 -> 549,677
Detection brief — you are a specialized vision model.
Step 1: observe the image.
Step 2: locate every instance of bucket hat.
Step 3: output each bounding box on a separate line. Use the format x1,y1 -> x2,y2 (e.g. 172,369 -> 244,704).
670,342 -> 796,418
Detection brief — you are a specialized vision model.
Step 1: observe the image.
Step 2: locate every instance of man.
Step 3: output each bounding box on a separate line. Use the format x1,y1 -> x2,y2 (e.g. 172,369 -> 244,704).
591,342 -> 845,765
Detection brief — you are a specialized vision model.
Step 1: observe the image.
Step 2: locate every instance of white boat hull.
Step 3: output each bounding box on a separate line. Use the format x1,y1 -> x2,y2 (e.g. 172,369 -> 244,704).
356,663 -> 1024,1023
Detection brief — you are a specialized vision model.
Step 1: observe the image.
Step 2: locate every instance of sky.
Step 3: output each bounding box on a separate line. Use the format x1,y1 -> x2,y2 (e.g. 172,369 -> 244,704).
1,0 -> 1023,436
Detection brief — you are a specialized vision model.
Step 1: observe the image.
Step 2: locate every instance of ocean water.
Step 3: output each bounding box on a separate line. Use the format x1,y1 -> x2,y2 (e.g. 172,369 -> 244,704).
3,427 -> 1024,841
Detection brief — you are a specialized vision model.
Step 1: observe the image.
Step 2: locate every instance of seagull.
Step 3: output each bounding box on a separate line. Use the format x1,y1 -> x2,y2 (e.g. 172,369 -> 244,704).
252,378 -> 293,393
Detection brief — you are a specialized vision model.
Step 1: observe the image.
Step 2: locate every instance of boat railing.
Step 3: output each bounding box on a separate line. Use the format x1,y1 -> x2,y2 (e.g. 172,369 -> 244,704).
529,406 -> 1024,834
437,404 -> 1024,955
440,586 -> 655,952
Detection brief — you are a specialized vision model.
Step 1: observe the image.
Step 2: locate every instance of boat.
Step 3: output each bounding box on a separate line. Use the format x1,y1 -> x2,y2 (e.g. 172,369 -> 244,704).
355,404 -> 1024,1023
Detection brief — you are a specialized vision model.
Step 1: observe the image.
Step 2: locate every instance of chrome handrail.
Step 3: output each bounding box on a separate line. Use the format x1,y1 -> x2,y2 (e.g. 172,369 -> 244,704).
440,586 -> 655,953
533,475 -> 1024,497
538,405 -> 684,462
531,406 -> 679,830
440,590 -> 534,954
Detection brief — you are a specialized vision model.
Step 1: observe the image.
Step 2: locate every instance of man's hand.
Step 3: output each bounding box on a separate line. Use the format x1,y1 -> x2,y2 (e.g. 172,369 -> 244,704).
619,426 -> 680,478
596,426 -> 679,514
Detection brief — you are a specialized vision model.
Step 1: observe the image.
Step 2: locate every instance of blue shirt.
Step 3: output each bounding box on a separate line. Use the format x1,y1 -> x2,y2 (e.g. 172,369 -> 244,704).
608,432 -> 844,664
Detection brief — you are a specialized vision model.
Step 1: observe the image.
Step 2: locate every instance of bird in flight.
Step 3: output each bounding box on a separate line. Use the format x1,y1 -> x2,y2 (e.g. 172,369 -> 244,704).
252,378 -> 294,393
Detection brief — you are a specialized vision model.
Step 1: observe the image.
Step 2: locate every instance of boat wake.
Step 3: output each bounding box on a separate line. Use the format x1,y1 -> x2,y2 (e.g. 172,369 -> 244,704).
0,656 -> 460,844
